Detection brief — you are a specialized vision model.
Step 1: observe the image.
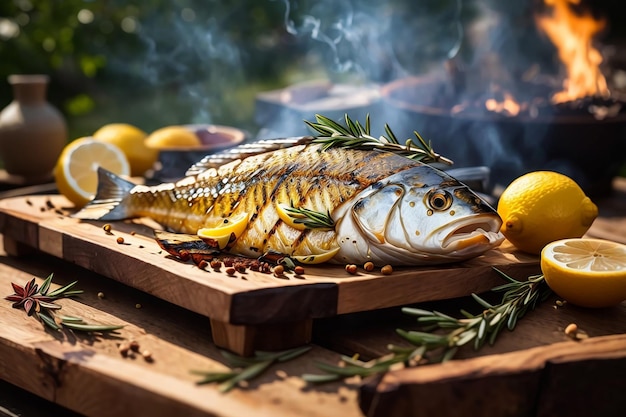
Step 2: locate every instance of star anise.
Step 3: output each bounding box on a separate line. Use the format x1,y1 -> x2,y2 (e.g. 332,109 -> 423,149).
4,274 -> 124,333
5,277 -> 59,316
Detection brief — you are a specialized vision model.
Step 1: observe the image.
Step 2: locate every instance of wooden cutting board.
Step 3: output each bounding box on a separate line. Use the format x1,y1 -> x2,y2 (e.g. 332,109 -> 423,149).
0,195 -> 539,355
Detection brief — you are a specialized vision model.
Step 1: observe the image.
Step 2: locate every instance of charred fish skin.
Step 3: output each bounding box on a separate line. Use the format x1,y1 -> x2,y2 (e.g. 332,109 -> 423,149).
74,143 -> 503,266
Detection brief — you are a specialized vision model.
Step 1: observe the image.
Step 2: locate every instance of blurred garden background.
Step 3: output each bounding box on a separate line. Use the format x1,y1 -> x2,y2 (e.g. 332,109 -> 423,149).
0,0 -> 478,142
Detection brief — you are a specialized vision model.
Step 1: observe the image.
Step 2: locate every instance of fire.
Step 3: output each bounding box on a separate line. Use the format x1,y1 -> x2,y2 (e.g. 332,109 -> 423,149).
535,0 -> 609,103
485,92 -> 521,117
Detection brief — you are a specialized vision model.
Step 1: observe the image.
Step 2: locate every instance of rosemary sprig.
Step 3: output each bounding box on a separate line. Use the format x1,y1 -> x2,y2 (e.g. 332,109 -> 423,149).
306,113 -> 454,166
302,269 -> 552,383
282,205 -> 335,229
4,273 -> 124,333
193,346 -> 311,392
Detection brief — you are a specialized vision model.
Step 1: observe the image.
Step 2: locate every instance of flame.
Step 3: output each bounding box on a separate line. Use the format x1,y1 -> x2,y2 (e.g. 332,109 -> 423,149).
485,92 -> 521,117
535,0 -> 609,103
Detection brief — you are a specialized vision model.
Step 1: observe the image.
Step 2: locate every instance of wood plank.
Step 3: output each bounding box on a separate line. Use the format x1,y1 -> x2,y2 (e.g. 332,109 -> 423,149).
0,243 -> 363,417
359,334 -> 626,417
0,195 -> 539,329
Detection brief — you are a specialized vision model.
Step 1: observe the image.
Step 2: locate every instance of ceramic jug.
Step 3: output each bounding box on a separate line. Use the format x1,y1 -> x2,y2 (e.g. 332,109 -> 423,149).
0,74 -> 67,181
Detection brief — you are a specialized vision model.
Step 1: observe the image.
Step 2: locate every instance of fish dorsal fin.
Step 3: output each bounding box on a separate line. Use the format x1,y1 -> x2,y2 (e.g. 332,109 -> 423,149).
185,136 -> 313,177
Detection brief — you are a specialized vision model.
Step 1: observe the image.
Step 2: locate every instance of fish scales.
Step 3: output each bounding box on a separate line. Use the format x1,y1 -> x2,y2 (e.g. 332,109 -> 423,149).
75,142 -> 505,265
121,145 -> 411,255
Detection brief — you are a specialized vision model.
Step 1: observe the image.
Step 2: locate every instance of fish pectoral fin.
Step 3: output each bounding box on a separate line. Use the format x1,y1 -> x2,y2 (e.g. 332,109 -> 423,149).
291,247 -> 340,264
154,230 -> 220,261
197,212 -> 250,250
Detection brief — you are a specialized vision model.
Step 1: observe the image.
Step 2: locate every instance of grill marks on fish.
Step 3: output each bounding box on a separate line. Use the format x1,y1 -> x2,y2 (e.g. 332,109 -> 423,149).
125,144 -> 417,258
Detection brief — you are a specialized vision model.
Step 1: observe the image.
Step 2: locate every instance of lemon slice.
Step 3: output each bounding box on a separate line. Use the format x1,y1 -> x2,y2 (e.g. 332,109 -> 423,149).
541,238 -> 626,308
54,137 -> 130,208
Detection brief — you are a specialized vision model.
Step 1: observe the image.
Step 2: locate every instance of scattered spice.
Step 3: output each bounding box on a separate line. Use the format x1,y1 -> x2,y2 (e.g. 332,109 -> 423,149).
130,231 -> 136,236
103,224 -> 112,233
118,343 -> 130,357
565,323 -> 578,338
345,264 -> 358,275
198,260 -> 209,269
294,266 -> 305,275
97,292 -> 105,299
273,264 -> 285,277
210,260 -> 222,270
363,261 -> 375,272
129,340 -> 140,352
142,350 -> 153,362
555,300 -> 566,307
116,236 -> 125,244
225,267 -> 236,276
381,264 -> 393,275
135,303 -> 142,309
3,273 -> 124,334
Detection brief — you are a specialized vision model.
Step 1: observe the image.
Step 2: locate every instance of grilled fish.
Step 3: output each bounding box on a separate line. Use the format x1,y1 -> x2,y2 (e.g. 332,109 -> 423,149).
74,142 -> 504,266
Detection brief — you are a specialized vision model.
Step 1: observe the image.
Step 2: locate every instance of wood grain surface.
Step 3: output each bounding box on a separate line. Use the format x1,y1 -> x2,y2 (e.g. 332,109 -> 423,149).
0,195 -> 539,326
0,178 -> 625,417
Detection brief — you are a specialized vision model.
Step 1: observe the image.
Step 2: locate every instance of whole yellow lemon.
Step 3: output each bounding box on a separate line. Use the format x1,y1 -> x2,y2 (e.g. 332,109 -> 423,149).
497,171 -> 598,255
144,126 -> 201,150
93,123 -> 158,176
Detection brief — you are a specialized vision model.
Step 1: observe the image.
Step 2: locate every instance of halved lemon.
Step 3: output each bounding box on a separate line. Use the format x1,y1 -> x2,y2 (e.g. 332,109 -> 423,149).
541,238 -> 626,308
54,137 -> 130,208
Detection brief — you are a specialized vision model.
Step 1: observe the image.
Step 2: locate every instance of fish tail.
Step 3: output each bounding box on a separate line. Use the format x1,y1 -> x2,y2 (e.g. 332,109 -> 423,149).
72,167 -> 137,220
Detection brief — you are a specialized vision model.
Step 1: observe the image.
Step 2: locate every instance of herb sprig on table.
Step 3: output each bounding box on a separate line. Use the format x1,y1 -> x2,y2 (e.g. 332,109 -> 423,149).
302,269 -> 552,383
192,346 -> 311,393
193,270 -> 552,391
4,273 -> 124,333
306,113 -> 454,166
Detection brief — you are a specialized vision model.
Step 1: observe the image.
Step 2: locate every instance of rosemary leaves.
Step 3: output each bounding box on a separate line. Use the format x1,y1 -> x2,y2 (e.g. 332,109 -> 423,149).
192,346 -> 311,392
306,114 -> 453,166
303,269 -> 552,383
4,273 -> 124,333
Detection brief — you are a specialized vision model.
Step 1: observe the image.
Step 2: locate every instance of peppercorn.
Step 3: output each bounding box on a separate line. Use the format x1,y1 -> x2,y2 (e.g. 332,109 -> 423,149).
103,223 -> 112,233
273,264 -> 285,277
381,264 -> 393,275
363,261 -> 375,272
116,236 -> 124,244
345,264 -> 358,275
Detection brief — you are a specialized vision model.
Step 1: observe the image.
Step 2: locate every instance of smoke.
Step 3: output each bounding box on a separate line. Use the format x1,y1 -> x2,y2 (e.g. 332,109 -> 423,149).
276,0 -> 467,82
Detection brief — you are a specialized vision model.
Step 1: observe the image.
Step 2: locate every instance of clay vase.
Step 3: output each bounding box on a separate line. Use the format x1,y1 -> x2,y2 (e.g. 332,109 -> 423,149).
0,74 -> 67,181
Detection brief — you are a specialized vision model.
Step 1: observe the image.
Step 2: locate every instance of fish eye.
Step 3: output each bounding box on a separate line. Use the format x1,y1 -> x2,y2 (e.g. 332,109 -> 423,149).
427,190 -> 453,211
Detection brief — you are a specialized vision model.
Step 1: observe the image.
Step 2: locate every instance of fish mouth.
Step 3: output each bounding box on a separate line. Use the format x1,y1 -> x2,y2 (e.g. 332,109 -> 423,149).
441,215 -> 504,251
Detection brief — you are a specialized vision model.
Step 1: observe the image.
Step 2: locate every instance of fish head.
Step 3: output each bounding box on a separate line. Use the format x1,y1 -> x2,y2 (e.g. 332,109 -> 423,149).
335,165 -> 504,265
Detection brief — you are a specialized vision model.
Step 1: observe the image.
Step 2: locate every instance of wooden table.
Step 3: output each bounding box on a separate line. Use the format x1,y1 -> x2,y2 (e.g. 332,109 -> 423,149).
0,178 -> 625,417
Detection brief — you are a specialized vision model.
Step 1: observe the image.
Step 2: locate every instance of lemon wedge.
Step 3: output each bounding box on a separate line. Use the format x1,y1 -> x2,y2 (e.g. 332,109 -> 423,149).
541,238 -> 626,308
197,212 -> 250,250
54,137 -> 130,208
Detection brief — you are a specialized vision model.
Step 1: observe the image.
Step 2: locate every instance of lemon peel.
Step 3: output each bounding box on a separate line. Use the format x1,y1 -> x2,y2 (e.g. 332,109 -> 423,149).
93,123 -> 157,176
497,171 -> 598,254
